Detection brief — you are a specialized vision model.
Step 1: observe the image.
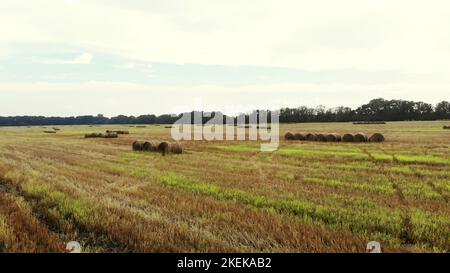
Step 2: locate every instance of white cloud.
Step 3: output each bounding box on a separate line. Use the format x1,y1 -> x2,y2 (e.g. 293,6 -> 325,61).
2,0 -> 450,73
1,1 -> 449,116
33,53 -> 93,65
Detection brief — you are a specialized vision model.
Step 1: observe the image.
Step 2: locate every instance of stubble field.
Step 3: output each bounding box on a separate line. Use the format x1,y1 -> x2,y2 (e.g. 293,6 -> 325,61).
0,121 -> 448,253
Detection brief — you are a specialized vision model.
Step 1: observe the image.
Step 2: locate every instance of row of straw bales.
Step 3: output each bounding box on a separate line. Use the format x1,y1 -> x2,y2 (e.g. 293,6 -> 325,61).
285,132 -> 385,142
353,121 -> 386,125
85,133 -> 118,138
106,130 -> 129,134
132,140 -> 183,154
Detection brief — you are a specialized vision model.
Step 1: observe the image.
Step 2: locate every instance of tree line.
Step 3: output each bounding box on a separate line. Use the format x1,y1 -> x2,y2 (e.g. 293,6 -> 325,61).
0,98 -> 449,126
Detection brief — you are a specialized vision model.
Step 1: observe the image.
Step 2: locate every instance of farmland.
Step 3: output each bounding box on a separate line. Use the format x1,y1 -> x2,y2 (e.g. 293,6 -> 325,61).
0,121 -> 449,253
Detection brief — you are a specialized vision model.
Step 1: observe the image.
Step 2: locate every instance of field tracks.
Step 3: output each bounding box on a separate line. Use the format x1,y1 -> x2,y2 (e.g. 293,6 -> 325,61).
0,175 -> 128,253
357,147 -> 415,245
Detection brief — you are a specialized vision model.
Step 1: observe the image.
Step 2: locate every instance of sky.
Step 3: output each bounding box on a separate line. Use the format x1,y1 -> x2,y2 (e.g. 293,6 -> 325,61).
1,0 -> 450,116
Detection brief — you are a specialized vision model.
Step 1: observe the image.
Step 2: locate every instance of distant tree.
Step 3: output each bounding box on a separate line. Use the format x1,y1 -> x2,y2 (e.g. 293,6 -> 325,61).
0,98 -> 449,126
435,101 -> 450,119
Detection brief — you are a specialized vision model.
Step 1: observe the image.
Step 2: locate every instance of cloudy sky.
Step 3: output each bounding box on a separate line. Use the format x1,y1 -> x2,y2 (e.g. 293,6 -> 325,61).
1,0 -> 450,116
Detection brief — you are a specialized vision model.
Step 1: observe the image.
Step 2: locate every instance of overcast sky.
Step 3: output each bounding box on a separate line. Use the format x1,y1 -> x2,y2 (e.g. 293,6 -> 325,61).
1,0 -> 450,116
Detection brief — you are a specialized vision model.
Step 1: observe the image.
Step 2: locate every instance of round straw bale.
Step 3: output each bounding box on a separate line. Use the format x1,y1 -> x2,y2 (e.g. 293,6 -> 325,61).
342,133 -> 354,142
305,133 -> 317,141
354,132 -> 368,142
316,133 -> 327,142
143,141 -> 157,151
294,133 -> 306,141
170,142 -> 183,154
369,133 -> 385,142
157,141 -> 170,154
443,125 -> 449,129
104,133 -> 118,138
132,141 -> 144,151
326,133 -> 341,142
284,132 -> 295,140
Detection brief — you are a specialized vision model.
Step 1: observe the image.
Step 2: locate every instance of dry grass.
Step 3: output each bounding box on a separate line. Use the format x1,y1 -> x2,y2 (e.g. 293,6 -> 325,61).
0,121 -> 448,253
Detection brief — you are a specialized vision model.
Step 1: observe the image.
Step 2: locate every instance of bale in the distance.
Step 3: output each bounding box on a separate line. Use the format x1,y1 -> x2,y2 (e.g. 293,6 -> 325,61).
143,141 -> 157,151
354,133 -> 368,142
443,125 -> 450,129
306,133 -> 317,141
107,130 -> 129,135
132,141 -> 144,151
284,132 -> 295,141
85,133 -> 100,138
294,133 -> 306,141
170,143 -> 183,154
44,130 -> 56,134
326,133 -> 341,142
103,133 -> 118,138
342,133 -> 354,142
316,133 -> 327,142
369,133 -> 385,142
157,142 -> 170,154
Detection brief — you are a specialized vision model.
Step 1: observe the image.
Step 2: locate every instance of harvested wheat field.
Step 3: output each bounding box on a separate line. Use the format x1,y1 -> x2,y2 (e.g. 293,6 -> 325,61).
0,121 -> 449,253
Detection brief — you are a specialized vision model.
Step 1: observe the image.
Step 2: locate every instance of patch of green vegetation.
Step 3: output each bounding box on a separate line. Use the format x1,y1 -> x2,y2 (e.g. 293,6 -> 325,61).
410,209 -> 450,251
160,174 -> 403,241
395,155 -> 450,165
23,183 -> 94,223
278,148 -> 368,159
371,153 -> 394,162
122,151 -> 144,160
400,181 -> 443,200
302,177 -> 395,195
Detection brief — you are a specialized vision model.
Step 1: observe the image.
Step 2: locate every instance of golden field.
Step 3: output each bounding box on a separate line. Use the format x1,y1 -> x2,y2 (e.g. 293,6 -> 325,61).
0,121 -> 449,252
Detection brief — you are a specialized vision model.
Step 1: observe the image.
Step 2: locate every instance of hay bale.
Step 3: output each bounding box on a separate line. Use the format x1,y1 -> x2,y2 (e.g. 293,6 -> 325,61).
52,128 -> 60,131
132,141 -> 144,151
316,133 -> 327,142
85,133 -> 99,138
43,130 -> 56,134
157,142 -> 170,154
284,132 -> 295,141
353,121 -> 386,125
103,133 -> 118,138
342,133 -> 354,142
294,133 -> 306,141
326,133 -> 341,142
354,133 -> 368,142
443,125 -> 450,129
305,133 -> 317,141
143,141 -> 157,151
369,133 -> 385,142
170,142 -> 183,154
106,130 -> 129,135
